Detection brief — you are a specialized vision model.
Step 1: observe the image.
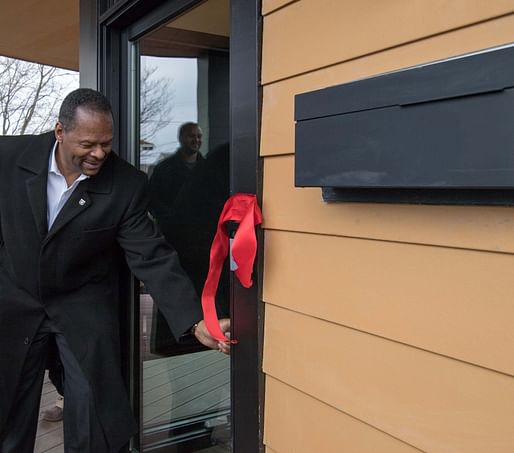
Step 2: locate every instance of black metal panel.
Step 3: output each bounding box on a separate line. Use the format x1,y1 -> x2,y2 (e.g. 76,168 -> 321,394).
295,46 -> 514,121
125,0 -> 200,40
322,187 -> 514,205
295,45 -> 514,204
99,0 -> 176,29
297,88 -> 514,188
230,1 -> 263,453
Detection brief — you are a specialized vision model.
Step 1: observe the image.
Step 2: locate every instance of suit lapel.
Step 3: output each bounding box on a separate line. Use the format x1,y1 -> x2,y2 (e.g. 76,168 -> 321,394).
17,132 -> 55,238
45,152 -> 114,242
26,173 -> 49,238
45,182 -> 92,241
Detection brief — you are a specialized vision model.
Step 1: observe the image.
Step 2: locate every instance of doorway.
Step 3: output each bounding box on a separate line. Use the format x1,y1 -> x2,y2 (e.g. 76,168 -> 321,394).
92,0 -> 262,451
136,2 -> 231,451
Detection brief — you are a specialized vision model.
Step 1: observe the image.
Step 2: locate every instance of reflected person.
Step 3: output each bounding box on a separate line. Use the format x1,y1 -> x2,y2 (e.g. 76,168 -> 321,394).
148,123 -> 230,354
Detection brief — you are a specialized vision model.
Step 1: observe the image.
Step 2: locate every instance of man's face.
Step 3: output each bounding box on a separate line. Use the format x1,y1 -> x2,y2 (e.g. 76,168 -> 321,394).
180,125 -> 202,156
54,107 -> 113,178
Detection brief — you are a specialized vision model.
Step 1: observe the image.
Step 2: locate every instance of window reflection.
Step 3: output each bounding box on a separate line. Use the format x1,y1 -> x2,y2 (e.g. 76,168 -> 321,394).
148,121 -> 229,355
137,7 -> 231,450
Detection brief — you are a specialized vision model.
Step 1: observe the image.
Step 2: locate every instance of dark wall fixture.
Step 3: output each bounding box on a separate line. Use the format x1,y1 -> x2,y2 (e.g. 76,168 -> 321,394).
295,45 -> 514,205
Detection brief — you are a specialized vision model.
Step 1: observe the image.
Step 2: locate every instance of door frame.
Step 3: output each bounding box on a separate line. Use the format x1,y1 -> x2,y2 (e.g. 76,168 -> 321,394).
79,0 -> 263,451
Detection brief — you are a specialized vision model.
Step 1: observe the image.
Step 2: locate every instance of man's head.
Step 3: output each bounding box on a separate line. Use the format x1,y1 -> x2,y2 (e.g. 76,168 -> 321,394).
54,89 -> 114,181
178,122 -> 202,159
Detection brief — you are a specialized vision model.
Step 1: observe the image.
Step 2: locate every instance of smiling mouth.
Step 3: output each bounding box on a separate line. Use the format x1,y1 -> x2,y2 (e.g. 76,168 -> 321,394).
83,160 -> 102,170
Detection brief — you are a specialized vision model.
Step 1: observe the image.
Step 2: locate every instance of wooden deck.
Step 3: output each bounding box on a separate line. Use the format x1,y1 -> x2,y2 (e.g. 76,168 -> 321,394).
35,376 -> 64,453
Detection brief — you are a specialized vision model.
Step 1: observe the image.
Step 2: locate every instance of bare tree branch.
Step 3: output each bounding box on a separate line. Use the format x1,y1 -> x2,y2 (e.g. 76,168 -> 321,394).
1,57 -> 173,146
0,57 -> 78,136
140,64 -> 174,143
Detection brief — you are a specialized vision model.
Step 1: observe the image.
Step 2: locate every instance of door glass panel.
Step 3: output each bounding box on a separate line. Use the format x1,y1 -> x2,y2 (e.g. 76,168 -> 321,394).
136,2 -> 231,451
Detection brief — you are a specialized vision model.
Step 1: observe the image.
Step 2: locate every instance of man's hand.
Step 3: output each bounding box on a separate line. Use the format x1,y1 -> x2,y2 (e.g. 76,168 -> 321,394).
193,318 -> 231,354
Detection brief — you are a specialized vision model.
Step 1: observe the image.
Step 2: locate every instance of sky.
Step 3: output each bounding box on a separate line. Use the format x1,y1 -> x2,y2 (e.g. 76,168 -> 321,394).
2,56 -> 196,165
140,56 -> 198,165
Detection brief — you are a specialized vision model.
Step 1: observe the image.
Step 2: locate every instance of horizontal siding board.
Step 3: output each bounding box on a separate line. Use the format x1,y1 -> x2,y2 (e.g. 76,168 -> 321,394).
262,0 -> 297,15
265,376 -> 420,453
261,14 -> 514,157
262,0 -> 514,84
262,230 -> 514,376
263,155 -> 514,254
263,304 -> 514,452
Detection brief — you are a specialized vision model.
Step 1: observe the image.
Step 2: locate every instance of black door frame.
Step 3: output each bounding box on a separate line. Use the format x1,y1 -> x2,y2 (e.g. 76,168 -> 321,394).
80,0 -> 263,451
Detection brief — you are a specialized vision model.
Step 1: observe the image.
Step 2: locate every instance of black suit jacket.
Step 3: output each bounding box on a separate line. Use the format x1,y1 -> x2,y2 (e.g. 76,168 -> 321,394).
0,132 -> 202,450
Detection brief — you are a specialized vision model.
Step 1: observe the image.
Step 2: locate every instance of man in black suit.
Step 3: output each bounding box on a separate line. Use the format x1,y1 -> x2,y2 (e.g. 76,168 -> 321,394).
0,89 -> 229,453
149,122 -> 208,294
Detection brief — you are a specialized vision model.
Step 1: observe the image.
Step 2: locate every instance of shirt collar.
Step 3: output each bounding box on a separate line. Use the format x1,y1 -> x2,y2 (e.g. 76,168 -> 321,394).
49,141 -> 61,176
49,141 -> 89,182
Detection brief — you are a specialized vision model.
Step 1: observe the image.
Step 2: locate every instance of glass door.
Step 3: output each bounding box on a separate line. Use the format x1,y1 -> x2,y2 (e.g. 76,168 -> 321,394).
134,2 -> 231,451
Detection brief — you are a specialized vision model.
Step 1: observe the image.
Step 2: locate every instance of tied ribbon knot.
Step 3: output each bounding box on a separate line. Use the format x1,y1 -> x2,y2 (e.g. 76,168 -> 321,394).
201,193 -> 262,344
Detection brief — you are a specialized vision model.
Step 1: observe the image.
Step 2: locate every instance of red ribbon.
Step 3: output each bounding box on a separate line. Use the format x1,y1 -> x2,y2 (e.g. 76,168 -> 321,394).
201,193 -> 262,343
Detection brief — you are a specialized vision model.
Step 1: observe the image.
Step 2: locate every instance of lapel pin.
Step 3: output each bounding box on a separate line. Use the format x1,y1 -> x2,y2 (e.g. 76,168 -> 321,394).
79,198 -> 86,206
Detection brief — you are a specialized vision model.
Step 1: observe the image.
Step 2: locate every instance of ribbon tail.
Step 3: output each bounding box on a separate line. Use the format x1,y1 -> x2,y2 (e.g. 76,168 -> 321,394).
201,227 -> 230,342
200,193 -> 262,344
232,208 -> 258,288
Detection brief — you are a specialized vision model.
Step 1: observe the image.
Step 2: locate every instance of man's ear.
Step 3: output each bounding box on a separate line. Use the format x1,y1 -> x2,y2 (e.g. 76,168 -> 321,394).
55,121 -> 64,142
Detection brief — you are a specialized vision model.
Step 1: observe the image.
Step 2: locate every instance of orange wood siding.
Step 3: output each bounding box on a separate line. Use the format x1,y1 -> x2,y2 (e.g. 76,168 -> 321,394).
262,0 -> 514,84
263,305 -> 514,452
265,377 -> 420,453
260,1 -> 514,451
263,155 -> 514,253
263,229 -> 514,376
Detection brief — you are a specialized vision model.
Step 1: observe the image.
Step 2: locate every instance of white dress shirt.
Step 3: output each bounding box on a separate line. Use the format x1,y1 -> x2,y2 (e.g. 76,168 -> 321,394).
47,141 -> 89,229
